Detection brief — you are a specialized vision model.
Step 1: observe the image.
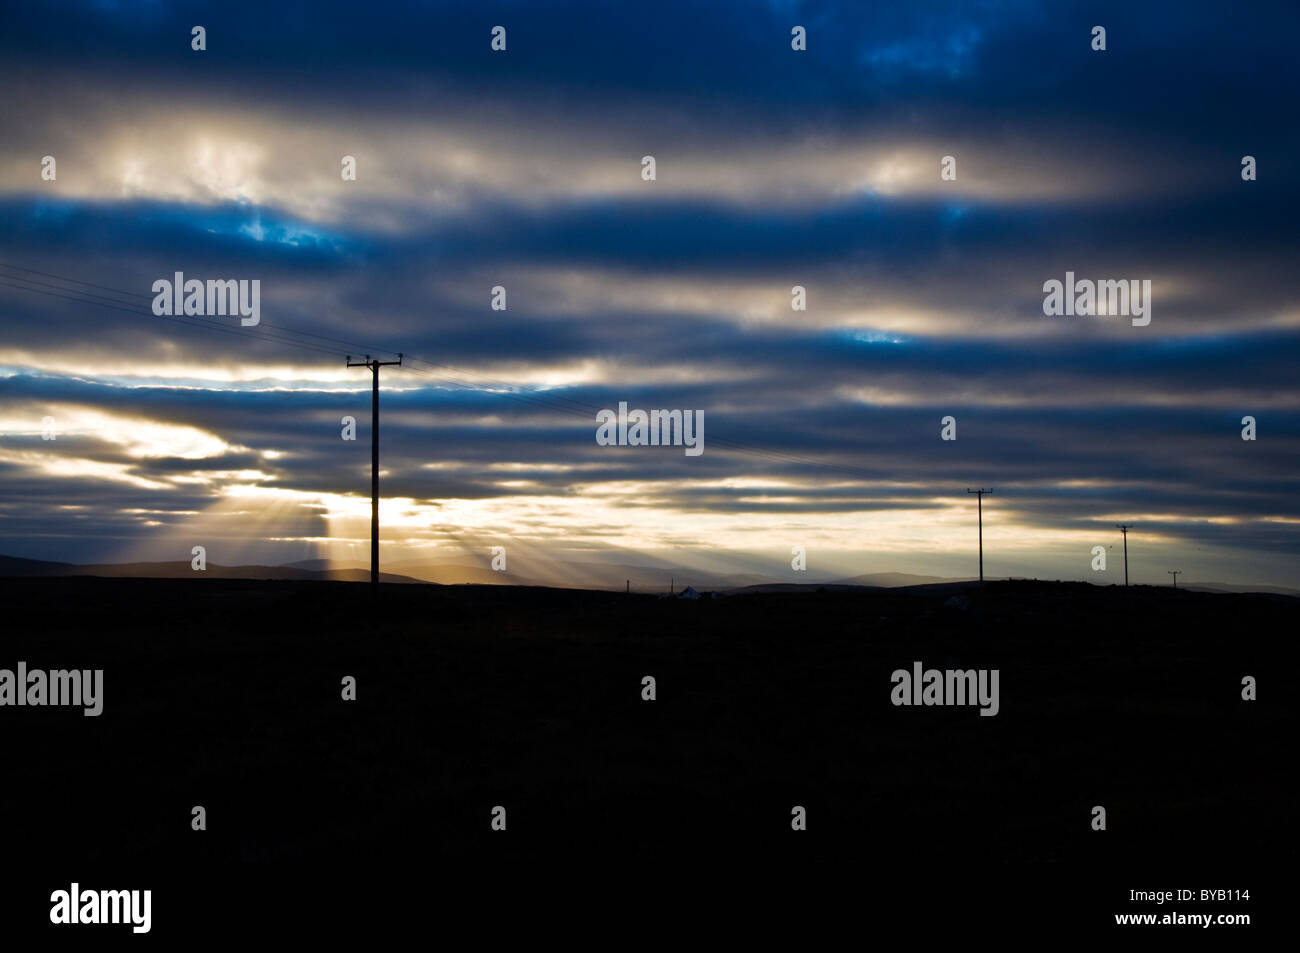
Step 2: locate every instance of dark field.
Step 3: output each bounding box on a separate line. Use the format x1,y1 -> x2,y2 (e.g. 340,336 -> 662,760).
1,576 -> 1287,935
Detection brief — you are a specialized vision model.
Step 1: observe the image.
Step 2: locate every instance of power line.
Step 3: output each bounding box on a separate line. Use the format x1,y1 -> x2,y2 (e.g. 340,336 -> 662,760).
0,262 -> 154,300
0,275 -> 341,357
0,260 -> 896,483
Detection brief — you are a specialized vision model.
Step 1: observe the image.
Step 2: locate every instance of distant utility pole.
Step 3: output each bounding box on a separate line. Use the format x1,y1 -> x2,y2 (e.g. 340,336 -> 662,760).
1116,524 -> 1133,586
347,353 -> 403,593
1168,570 -> 1180,588
967,488 -> 993,583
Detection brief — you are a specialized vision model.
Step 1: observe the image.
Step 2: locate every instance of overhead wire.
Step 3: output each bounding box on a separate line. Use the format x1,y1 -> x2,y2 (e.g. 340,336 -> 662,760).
0,261 -> 879,481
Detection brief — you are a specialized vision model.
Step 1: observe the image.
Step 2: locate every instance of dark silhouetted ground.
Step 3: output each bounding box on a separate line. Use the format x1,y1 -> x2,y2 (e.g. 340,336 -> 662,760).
1,577 -> 1285,937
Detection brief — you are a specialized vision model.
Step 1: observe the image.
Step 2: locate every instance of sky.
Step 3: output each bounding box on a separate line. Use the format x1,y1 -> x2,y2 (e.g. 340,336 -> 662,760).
1,0 -> 1297,587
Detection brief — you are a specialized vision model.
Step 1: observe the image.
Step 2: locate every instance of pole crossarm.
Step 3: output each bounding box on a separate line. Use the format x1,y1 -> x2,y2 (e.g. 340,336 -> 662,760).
346,354 -> 404,369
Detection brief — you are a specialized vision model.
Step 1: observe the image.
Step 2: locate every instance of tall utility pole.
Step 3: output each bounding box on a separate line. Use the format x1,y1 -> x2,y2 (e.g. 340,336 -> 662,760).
1116,524 -> 1133,586
1168,570 -> 1180,588
967,488 -> 993,583
347,353 -> 402,593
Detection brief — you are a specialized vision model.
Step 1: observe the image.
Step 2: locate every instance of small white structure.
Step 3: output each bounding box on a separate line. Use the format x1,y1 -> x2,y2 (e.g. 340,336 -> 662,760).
678,586 -> 701,600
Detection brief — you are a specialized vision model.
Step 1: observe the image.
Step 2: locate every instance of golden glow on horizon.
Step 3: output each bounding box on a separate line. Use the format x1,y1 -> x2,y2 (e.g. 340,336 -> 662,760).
0,395 -> 1263,579
0,405 -> 232,459
6,450 -> 171,490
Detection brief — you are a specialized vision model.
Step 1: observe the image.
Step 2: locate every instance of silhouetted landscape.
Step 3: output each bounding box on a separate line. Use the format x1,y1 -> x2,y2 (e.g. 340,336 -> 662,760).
2,573 -> 1286,933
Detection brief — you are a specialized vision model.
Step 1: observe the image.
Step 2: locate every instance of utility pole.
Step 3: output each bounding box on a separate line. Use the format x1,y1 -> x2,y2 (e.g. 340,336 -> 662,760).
967,488 -> 992,583
347,353 -> 402,594
1116,524 -> 1132,586
1168,570 -> 1180,588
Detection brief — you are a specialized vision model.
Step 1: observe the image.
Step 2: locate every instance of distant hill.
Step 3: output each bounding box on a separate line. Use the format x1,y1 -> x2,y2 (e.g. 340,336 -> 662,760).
828,571 -> 972,588
3,553 -> 1296,597
344,556 -> 780,591
0,554 -> 420,584
1182,581 -> 1300,597
0,554 -> 77,576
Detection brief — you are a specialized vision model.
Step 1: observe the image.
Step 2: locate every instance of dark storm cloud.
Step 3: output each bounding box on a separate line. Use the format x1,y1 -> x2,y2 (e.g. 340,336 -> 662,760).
2,183 -> 1298,365
4,1 -> 1296,142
